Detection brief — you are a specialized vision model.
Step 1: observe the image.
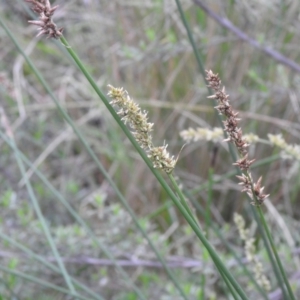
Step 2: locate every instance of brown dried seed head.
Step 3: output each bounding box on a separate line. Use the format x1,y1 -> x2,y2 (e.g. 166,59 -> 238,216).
206,69 -> 269,205
233,154 -> 255,170
26,0 -> 63,39
206,70 -> 221,90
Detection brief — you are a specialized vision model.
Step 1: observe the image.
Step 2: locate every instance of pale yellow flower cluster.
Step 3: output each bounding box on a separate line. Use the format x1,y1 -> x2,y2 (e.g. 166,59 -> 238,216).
180,127 -> 223,143
108,85 -> 176,173
243,133 -> 260,144
234,213 -> 271,292
268,134 -> 300,161
180,127 -> 261,145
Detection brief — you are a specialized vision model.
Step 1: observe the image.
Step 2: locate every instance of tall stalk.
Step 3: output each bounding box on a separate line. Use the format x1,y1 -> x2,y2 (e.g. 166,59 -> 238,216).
173,0 -> 295,298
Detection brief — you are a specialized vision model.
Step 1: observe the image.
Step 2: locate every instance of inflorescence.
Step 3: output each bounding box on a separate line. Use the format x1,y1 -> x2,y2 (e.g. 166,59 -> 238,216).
234,213 -> 271,291
25,0 -> 63,39
206,70 -> 269,205
108,85 -> 176,174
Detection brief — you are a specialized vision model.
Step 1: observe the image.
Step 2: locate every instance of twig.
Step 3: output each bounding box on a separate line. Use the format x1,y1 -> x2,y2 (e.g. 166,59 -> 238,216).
193,0 -> 300,74
0,251 -> 245,269
1,250 -> 299,299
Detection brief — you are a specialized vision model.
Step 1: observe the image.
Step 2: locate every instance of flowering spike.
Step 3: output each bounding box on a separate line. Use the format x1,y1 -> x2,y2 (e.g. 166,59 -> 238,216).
108,85 -> 176,174
25,0 -> 63,39
206,70 -> 269,205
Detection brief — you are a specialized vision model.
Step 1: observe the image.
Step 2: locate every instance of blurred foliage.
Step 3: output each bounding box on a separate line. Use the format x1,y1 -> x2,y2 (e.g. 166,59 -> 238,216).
0,0 -> 300,299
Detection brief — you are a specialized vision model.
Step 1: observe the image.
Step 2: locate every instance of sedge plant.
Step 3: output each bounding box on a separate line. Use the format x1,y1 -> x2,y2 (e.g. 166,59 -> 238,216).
174,1 -> 297,298
0,0 -> 297,299
18,0 -> 249,298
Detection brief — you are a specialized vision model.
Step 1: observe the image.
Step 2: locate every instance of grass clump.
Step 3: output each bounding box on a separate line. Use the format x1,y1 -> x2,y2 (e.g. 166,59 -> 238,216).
0,0 -> 299,299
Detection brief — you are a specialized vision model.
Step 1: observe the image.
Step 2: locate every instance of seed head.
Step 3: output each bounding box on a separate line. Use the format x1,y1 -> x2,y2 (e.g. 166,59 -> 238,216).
108,85 -> 176,173
206,70 -> 269,205
25,0 -> 63,39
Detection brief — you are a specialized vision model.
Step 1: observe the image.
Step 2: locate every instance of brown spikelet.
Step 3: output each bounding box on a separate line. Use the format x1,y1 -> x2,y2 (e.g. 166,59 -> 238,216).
25,0 -> 63,39
206,70 -> 269,205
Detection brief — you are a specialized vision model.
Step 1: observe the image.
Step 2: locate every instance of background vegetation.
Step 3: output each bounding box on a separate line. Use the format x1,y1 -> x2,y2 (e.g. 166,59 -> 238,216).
0,0 -> 300,299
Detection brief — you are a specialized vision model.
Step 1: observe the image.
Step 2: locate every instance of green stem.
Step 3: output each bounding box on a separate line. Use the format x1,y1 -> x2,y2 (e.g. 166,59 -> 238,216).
9,138 -> 78,296
169,174 -> 200,227
247,168 -> 294,298
257,207 -> 296,300
185,189 -> 269,299
0,265 -> 90,300
60,35 -> 248,300
174,0 -> 238,160
169,174 -> 250,299
244,171 -> 290,299
0,17 -> 248,300
0,19 -> 187,300
169,174 -> 236,296
0,231 -> 104,300
0,19 -> 144,300
173,2 -> 291,295
59,35 -> 248,299
250,205 -> 289,298
174,0 -> 206,80
167,176 -> 249,300
0,130 -> 130,300
205,168 -> 214,235
222,274 -> 240,300
190,155 -> 280,196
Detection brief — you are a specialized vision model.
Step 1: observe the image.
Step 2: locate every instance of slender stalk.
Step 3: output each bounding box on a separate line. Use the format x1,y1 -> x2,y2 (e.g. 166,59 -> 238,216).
189,155 -> 280,196
200,274 -> 205,300
250,205 -> 288,299
0,265 -> 90,300
174,0 -> 206,80
257,207 -> 296,300
1,16 -> 248,299
193,0 -> 300,74
222,276 -> 240,300
191,197 -> 269,299
169,174 -> 251,299
205,168 -> 214,235
169,174 -> 200,227
49,37 -> 249,300
0,231 -> 104,300
181,176 -> 270,298
0,132 -> 182,299
146,193 -> 269,300
52,37 -> 249,299
166,185 -> 249,300
173,3 -> 291,295
0,131 -> 133,300
0,279 -> 19,300
174,0 -> 238,161
0,20 -> 187,300
9,138 -> 78,296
